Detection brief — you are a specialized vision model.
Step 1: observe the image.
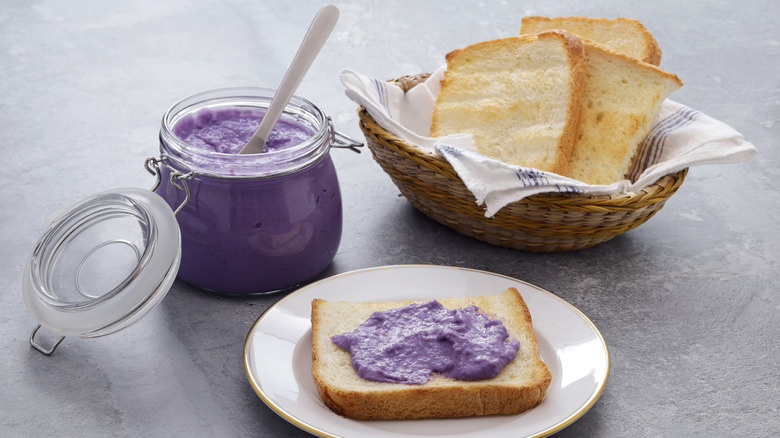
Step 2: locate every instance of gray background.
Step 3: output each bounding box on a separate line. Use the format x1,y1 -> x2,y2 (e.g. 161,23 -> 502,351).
1,1 -> 777,437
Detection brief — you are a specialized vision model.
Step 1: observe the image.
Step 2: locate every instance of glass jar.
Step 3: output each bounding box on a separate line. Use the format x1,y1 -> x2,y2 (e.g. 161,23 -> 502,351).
156,87 -> 344,295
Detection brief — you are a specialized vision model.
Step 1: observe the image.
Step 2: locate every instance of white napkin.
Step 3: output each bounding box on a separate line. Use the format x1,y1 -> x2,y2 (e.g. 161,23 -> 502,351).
341,67 -> 757,217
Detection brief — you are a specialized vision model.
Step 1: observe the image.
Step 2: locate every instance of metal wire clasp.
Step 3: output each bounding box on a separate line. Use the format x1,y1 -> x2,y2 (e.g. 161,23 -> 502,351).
145,156 -> 194,215
327,116 -> 363,153
29,325 -> 65,356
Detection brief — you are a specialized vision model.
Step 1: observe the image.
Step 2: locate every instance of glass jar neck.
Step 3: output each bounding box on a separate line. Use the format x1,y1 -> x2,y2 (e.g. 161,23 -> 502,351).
159,87 -> 331,179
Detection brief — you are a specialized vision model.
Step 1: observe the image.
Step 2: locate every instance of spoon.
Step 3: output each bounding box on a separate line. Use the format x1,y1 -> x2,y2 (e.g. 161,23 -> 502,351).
239,4 -> 340,155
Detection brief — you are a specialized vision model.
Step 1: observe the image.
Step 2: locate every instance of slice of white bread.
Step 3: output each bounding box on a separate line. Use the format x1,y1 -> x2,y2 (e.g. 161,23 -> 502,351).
311,287 -> 551,420
520,16 -> 662,66
566,41 -> 683,185
430,31 -> 585,175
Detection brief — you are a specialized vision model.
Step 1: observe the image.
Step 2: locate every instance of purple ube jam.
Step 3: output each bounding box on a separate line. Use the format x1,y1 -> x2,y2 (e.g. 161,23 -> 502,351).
331,300 -> 520,384
173,107 -> 312,156
157,97 -> 342,294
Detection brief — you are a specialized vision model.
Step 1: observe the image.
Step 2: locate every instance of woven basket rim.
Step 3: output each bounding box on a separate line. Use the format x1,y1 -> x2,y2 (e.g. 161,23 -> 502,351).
358,101 -> 688,212
356,73 -> 688,251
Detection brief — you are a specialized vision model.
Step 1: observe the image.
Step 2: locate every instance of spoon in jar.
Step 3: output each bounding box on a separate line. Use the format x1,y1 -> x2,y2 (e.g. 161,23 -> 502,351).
238,4 -> 339,155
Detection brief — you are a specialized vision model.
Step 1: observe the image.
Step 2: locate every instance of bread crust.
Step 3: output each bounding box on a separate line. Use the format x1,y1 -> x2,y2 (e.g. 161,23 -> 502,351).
311,288 -> 552,420
553,31 -> 586,175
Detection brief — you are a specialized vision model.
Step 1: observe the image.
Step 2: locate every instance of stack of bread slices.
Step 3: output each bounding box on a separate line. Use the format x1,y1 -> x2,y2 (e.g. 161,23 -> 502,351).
431,16 -> 683,185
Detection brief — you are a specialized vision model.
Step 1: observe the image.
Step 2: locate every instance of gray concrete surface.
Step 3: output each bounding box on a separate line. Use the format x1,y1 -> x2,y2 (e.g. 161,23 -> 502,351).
1,1 -> 778,437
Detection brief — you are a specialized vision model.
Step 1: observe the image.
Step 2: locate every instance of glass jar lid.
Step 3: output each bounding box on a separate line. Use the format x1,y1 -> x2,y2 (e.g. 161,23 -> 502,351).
22,187 -> 180,353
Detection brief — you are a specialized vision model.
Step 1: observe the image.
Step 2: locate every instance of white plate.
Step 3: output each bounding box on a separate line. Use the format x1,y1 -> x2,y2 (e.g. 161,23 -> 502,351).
244,265 -> 609,438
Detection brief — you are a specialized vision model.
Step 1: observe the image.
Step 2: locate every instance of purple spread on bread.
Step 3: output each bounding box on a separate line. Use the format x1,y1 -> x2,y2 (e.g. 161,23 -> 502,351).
331,300 -> 520,384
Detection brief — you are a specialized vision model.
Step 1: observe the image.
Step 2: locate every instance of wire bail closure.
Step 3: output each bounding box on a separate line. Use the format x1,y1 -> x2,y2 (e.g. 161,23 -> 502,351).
29,325 -> 65,356
328,116 -> 363,153
145,155 -> 194,215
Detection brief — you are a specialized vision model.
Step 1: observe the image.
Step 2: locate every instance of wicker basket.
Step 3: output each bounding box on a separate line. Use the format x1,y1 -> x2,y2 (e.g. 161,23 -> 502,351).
357,74 -> 688,252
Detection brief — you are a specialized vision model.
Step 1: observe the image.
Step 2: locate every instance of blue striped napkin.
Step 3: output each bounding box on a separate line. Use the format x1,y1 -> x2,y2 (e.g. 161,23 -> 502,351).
341,68 -> 757,217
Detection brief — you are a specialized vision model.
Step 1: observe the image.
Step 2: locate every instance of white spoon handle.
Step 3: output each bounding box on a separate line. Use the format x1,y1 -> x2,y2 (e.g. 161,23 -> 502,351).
239,4 -> 339,155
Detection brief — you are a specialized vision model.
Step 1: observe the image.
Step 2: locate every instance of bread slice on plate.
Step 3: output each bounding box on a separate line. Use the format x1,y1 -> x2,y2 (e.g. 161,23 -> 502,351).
520,16 -> 662,66
311,287 -> 551,420
566,41 -> 683,185
430,31 -> 585,175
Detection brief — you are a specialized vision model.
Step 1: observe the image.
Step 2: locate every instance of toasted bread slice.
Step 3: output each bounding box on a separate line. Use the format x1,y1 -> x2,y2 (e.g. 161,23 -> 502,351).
566,42 -> 683,185
520,16 -> 662,65
430,31 -> 585,175
311,288 -> 551,420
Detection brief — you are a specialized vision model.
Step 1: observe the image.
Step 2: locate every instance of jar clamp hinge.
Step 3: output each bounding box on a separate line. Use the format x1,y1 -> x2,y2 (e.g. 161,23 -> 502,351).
145,155 -> 195,215
327,116 -> 363,153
